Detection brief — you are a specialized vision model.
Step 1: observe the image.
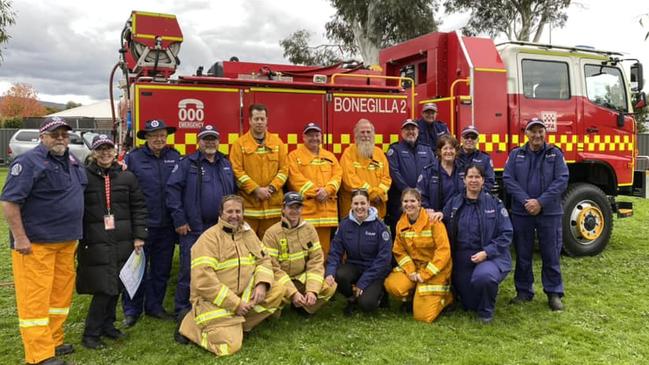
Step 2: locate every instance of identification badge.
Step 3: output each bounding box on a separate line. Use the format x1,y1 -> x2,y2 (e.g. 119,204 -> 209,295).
104,214 -> 115,230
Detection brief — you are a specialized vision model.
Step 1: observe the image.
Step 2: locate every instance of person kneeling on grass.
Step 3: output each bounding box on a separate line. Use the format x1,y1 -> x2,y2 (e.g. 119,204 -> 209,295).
325,189 -> 392,315
442,164 -> 513,324
175,195 -> 285,356
263,192 -> 337,315
384,188 -> 453,323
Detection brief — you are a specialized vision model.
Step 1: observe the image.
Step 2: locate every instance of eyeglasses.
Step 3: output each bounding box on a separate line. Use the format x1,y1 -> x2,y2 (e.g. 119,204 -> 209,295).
463,134 -> 478,140
44,131 -> 70,139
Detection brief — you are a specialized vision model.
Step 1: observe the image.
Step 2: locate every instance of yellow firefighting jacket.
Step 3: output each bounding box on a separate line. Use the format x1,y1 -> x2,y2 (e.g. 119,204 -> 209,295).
339,144 -> 391,218
287,144 -> 342,227
262,219 -> 324,297
393,208 -> 452,294
230,131 -> 288,219
187,220 -> 275,328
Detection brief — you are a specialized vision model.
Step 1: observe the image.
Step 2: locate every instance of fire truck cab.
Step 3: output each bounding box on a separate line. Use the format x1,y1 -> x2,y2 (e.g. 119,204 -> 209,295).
117,11 -> 645,257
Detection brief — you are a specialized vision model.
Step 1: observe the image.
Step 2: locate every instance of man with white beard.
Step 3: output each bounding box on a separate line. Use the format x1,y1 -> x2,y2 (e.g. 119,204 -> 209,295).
166,124 -> 237,319
339,119 -> 391,219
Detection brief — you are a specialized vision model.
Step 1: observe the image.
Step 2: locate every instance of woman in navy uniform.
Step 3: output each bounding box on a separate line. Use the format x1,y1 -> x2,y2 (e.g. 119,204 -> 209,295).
416,135 -> 465,212
443,164 -> 512,323
325,189 -> 392,315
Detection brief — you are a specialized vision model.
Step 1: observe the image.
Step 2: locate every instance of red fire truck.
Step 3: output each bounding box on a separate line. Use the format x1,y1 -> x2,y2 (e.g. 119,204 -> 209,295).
115,11 -> 646,257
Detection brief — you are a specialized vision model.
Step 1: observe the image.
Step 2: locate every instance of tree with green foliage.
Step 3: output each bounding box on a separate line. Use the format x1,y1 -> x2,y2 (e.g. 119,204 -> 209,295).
280,30 -> 344,66
281,0 -> 439,66
0,0 -> 16,62
444,0 -> 571,42
65,101 -> 82,109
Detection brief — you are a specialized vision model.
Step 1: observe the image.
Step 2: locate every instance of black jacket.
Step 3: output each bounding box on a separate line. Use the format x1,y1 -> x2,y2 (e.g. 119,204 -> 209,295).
76,162 -> 148,295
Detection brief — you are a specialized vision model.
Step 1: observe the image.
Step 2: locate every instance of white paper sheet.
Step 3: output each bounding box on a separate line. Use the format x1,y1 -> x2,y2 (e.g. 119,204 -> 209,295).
120,250 -> 145,300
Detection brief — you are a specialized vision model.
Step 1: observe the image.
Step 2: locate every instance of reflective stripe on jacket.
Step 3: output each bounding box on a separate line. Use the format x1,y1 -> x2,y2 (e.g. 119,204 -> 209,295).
188,220 -> 275,328
262,220 -> 324,296
339,144 -> 391,218
393,208 -> 452,286
287,145 -> 342,227
229,131 -> 288,219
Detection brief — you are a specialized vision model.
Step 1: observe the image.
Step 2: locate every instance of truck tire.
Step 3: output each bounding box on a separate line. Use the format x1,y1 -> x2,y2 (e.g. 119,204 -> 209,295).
562,183 -> 613,257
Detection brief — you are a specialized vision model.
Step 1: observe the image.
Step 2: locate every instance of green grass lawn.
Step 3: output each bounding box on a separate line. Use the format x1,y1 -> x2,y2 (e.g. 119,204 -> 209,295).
1,167 -> 648,364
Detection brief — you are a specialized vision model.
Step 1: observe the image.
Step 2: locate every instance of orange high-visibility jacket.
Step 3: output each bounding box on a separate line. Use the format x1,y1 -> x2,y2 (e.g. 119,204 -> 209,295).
339,144 -> 391,218
185,220 -> 276,329
230,131 -> 288,219
262,219 -> 324,297
393,208 -> 452,291
287,145 -> 342,227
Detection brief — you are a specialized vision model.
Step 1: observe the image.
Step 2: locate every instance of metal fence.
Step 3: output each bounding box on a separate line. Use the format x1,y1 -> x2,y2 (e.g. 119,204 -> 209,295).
0,128 -> 112,165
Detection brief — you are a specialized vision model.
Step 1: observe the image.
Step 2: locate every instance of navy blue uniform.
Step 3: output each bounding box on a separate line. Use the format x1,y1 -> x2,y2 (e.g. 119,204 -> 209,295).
416,160 -> 465,211
503,143 -> 569,298
457,149 -> 496,191
416,118 -> 449,151
1,144 -> 87,243
386,140 -> 435,233
326,207 -> 392,312
443,191 -> 512,320
166,151 -> 236,315
122,144 -> 180,318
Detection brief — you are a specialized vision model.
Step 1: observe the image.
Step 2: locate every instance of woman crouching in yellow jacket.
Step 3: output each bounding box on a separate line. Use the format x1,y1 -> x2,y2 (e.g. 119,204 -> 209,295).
384,188 -> 453,323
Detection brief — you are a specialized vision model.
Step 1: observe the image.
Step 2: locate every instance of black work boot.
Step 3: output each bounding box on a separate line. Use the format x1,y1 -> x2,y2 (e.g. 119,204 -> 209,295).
82,336 -> 106,350
54,343 -> 74,356
548,294 -> 564,311
509,293 -> 533,305
343,298 -> 357,316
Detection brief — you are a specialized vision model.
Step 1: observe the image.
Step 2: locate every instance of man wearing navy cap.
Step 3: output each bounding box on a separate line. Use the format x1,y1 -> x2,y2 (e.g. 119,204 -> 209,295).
166,124 -> 236,318
286,122 -> 342,256
1,117 -> 86,365
457,126 -> 496,191
416,103 -> 450,151
385,119 -> 435,235
503,117 -> 569,311
121,119 -> 181,326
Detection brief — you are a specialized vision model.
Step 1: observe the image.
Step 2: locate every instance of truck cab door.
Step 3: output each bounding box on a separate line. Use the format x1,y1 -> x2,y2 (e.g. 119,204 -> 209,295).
516,54 -> 577,159
579,60 -> 634,186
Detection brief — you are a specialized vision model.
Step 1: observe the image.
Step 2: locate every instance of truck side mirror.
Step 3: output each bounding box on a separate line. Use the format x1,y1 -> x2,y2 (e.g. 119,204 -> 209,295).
617,112 -> 625,128
630,63 -> 644,91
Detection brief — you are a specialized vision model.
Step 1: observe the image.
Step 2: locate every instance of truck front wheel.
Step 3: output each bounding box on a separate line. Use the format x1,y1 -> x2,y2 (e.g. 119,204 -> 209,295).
562,183 -> 613,257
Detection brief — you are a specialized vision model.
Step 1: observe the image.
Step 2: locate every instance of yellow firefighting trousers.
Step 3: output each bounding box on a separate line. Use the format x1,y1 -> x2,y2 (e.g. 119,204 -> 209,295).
384,271 -> 453,323
248,217 -> 279,239
283,278 -> 337,314
179,282 -> 284,357
315,227 -> 332,258
12,241 -> 76,364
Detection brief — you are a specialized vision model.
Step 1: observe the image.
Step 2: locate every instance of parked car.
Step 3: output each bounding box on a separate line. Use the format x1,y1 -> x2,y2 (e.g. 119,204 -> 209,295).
8,129 -> 92,163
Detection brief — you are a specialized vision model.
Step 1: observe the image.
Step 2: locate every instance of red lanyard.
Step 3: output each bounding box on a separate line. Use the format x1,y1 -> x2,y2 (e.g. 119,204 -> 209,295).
104,174 -> 111,214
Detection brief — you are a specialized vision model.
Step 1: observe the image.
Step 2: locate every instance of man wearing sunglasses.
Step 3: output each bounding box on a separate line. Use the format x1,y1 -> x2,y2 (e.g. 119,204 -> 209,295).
457,126 -> 495,192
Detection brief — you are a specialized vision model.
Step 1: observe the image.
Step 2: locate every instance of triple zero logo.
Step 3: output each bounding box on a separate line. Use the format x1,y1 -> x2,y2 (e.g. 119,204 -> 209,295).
333,96 -> 407,114
178,98 -> 205,129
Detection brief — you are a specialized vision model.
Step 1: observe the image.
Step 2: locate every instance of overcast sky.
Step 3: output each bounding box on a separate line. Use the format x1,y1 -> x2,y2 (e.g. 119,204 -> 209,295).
0,0 -> 647,104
